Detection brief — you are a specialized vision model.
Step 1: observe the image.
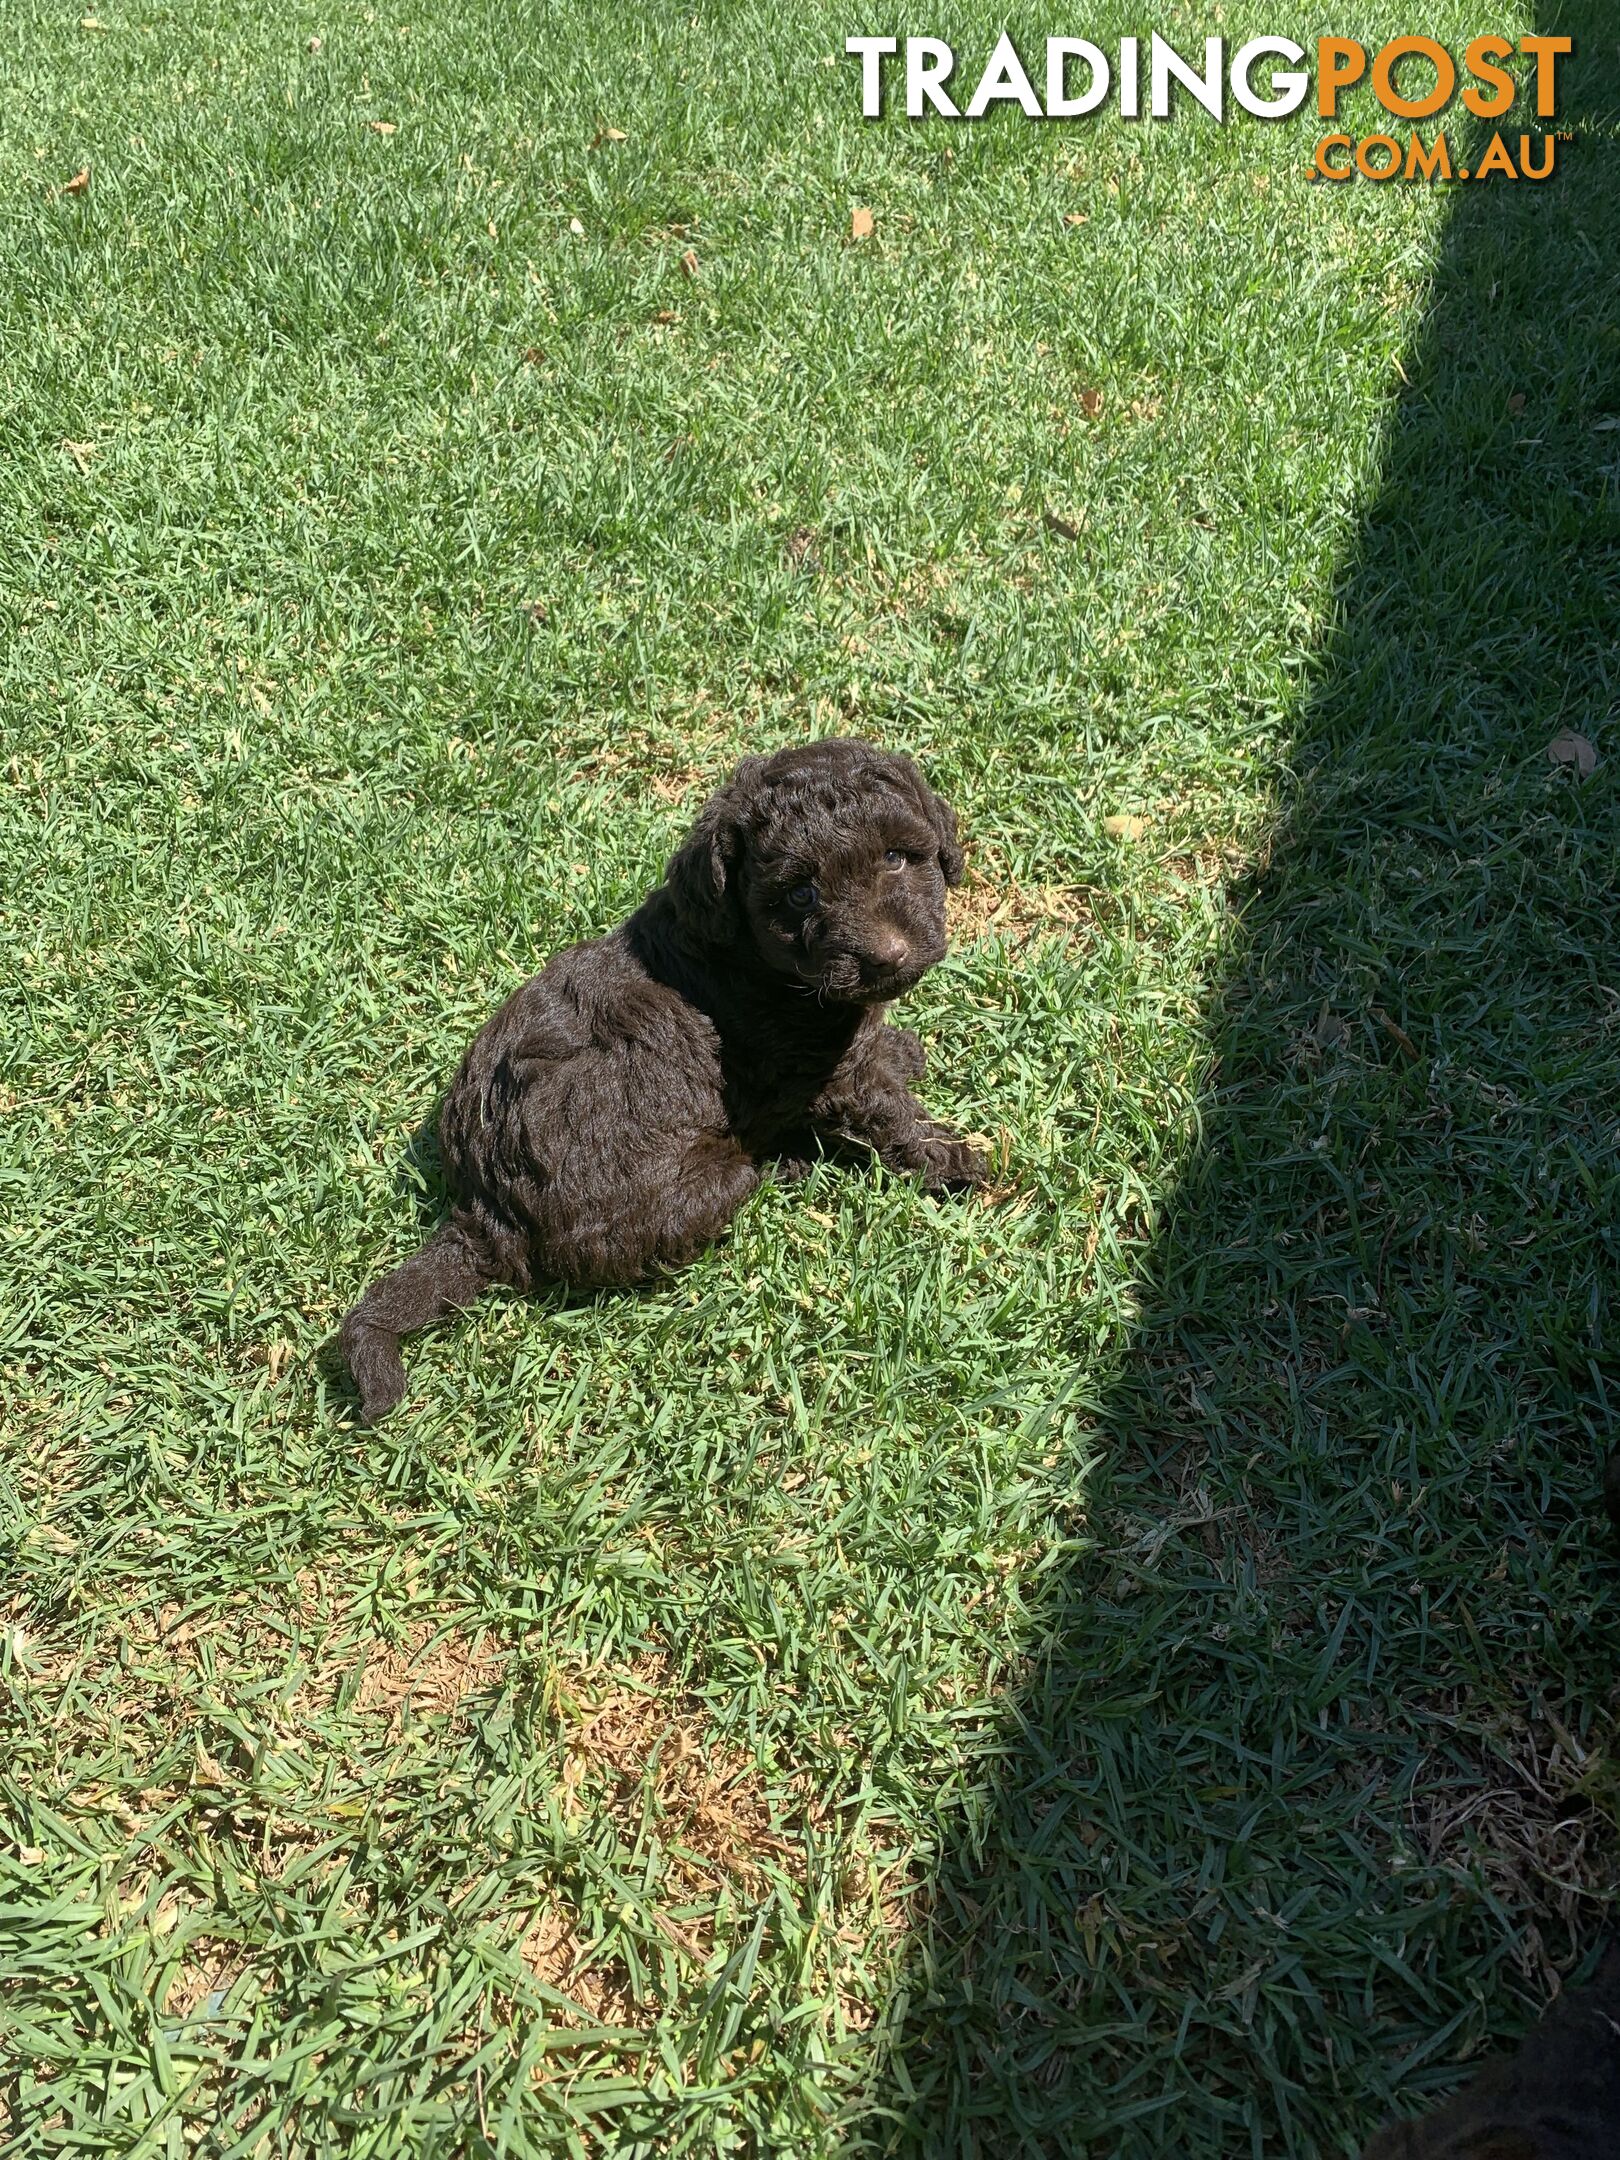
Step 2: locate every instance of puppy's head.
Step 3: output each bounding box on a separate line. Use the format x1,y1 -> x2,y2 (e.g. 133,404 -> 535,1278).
665,738 -> 964,1004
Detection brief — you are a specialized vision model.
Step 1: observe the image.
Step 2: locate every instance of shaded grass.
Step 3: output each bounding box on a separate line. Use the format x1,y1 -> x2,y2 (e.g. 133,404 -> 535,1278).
2,1 -> 1614,2154
858,7 -> 1620,2154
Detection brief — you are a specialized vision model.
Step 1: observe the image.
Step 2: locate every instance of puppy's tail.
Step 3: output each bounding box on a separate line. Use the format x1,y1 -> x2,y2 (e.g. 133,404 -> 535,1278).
337,1222 -> 502,1424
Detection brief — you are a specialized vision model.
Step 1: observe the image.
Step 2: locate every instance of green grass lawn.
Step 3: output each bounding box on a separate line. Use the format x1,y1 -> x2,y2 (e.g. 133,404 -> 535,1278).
4,2 -> 1617,2153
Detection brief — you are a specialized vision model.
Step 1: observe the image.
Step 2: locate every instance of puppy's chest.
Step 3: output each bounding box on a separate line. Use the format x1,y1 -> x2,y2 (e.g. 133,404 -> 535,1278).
718,1027 -> 860,1147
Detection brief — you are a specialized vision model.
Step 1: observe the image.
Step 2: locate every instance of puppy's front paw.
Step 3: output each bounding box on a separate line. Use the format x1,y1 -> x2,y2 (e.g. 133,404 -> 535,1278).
338,1317 -> 408,1425
914,1130 -> 991,1193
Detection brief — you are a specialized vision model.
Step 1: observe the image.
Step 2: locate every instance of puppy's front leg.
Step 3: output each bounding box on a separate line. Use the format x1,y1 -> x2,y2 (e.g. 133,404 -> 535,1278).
810,1029 -> 988,1192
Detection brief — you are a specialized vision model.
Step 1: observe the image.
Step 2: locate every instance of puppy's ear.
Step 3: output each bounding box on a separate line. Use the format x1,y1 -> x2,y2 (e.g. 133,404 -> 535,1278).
665,758 -> 765,935
923,783 -> 966,887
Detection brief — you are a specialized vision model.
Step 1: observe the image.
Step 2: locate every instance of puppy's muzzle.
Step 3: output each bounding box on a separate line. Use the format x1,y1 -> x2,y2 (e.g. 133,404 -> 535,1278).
814,936 -> 932,1004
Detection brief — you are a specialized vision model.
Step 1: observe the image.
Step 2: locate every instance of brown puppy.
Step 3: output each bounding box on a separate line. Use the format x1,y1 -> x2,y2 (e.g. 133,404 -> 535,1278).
1362,1943 -> 1620,2159
338,739 -> 986,1421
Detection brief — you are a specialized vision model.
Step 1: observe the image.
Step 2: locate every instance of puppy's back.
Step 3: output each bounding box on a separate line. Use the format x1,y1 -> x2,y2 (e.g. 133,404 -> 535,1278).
436,928 -> 729,1285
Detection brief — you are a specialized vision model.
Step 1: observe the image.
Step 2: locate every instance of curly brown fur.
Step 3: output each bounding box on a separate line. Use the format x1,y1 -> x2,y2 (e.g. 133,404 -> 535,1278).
1360,1942 -> 1620,2160
338,739 -> 986,1422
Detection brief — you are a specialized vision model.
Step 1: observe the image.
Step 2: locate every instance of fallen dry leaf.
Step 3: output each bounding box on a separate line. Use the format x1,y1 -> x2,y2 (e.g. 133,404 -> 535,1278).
679,247 -> 699,277
1547,729 -> 1598,779
1063,211 -> 1089,227
191,1741 -> 228,1788
569,217 -> 585,236
850,205 -> 875,240
62,440 -> 96,473
1042,507 -> 1084,542
650,1908 -> 702,1957
1507,391 -> 1526,415
306,34 -> 323,52
61,167 -> 91,196
591,126 -> 627,147
1079,387 -> 1105,419
368,119 -> 397,135
80,15 -> 107,29
1102,813 -> 1148,842
252,1339 -> 292,1383
522,345 -> 547,364
487,218 -> 498,240
1374,1007 -> 1419,1060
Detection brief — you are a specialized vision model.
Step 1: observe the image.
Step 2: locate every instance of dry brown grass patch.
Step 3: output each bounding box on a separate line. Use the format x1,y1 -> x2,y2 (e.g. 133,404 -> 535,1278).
498,1656 -> 827,2029
1407,1693 -> 1617,1991
15,1590 -> 919,2044
6,1581 -> 510,1793
162,1933 -> 251,2022
949,869 -> 1094,947
517,1904 -> 642,2027
556,1658 -> 805,1900
353,1623 -> 503,1731
1163,839 -> 1252,888
563,716 -> 737,806
507,1654 -> 917,2033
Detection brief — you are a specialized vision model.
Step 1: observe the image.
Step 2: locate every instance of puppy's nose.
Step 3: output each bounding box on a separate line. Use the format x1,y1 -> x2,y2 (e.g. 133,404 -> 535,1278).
867,931 -> 910,972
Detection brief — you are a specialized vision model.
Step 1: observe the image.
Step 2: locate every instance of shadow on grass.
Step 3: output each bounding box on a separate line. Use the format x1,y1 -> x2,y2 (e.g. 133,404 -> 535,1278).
855,19 -> 1620,2158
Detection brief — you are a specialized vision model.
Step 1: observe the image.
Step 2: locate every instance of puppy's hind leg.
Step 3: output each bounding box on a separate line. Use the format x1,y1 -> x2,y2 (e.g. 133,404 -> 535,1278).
338,1222 -> 503,1424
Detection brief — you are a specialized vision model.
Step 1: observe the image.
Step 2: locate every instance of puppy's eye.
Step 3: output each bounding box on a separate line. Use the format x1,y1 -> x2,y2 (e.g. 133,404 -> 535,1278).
884,849 -> 907,867
787,882 -> 817,910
